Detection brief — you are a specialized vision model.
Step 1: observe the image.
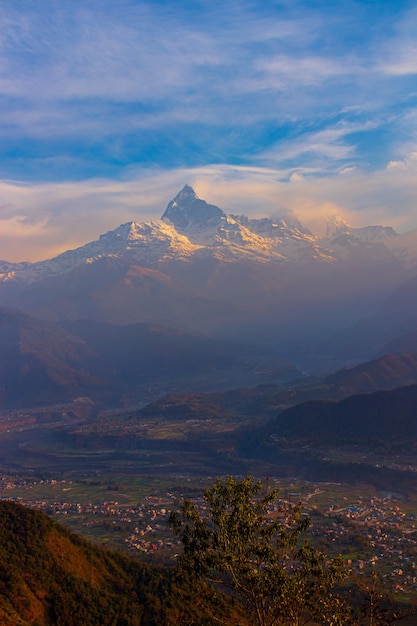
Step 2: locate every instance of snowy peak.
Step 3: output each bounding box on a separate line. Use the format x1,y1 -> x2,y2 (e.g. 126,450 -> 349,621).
162,185 -> 225,238
93,218 -> 200,263
324,215 -> 351,238
170,184 -> 198,206
2,185 -> 417,287
323,215 -> 397,243
234,214 -> 313,241
161,185 -> 317,253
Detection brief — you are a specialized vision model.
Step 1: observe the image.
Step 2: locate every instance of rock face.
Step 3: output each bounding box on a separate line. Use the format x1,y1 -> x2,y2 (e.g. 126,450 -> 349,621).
0,185 -> 416,352
162,184 -> 225,235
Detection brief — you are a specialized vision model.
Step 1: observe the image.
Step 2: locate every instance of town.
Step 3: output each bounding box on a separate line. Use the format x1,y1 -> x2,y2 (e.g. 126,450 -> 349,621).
1,471 -> 416,597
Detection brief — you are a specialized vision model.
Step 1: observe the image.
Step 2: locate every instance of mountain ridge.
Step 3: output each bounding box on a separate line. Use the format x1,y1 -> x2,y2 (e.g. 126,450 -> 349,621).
0,307 -> 300,409
1,185 -> 417,352
2,185 -> 417,285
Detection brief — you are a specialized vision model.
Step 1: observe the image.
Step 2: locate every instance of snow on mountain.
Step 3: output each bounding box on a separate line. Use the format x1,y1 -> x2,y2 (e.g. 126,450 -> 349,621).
324,215 -> 351,238
319,217 -> 417,267
383,227 -> 417,270
1,185 -> 416,285
323,218 -> 397,245
0,218 -> 204,285
162,184 -> 225,242
0,260 -> 31,282
320,218 -> 417,270
162,185 -> 332,263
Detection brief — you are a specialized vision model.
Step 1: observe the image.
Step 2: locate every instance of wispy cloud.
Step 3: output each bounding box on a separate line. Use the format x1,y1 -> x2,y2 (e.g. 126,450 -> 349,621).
2,154 -> 417,262
0,1 -> 416,260
376,6 -> 417,76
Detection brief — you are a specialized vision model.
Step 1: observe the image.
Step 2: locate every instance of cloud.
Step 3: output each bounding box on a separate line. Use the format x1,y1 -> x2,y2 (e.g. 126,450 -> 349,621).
1,153 -> 417,262
0,0 -> 415,261
0,1 -> 385,138
0,3 -> 200,101
376,7 -> 417,76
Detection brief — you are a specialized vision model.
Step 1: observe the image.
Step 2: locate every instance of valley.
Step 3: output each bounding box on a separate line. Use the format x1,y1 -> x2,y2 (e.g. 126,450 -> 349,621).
2,463 -> 417,601
1,186 -> 417,620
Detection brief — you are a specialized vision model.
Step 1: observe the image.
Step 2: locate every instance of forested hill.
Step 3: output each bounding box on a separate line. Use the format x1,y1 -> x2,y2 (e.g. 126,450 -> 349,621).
0,500 -> 225,626
258,383 -> 417,445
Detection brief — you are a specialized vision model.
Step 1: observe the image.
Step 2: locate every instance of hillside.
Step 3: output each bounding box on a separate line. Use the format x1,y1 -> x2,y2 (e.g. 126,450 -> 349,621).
121,351 -> 417,425
0,500 -> 228,626
0,307 -> 299,409
0,308 -> 110,408
323,352 -> 417,394
26,351 -> 417,489
0,500 -> 152,625
258,383 -> 417,445
234,382 -> 417,493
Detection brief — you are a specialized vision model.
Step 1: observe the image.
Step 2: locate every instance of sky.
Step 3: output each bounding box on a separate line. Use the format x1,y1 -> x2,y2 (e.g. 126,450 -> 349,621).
1,0 -> 417,261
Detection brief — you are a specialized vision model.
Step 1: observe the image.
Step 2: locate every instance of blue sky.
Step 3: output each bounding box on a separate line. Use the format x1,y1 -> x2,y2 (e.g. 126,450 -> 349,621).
1,0 -> 417,261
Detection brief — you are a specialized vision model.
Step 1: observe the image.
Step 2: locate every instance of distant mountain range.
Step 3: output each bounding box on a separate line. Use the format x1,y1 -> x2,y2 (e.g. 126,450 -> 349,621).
123,351 -> 417,426
1,185 -> 417,360
242,380 -> 417,491
3,185 -> 417,282
0,308 -> 299,409
45,350 -> 417,493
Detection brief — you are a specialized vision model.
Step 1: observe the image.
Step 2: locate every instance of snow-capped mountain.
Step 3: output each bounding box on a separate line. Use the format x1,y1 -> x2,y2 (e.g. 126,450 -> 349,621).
2,184 -> 330,286
322,213 -> 417,268
0,185 -> 416,350
1,184 -> 417,285
0,216 -> 201,284
162,185 -> 332,262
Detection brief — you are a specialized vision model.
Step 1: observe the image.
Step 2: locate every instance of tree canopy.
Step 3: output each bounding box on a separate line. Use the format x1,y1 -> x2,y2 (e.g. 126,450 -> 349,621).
169,475 -> 350,626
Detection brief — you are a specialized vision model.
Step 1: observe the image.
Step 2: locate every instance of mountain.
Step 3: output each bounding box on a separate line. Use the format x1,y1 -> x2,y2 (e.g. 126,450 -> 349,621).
310,270 -> 417,371
0,185 -> 416,352
31,349 -> 417,493
257,383 -> 417,446
161,184 -> 321,262
3,185 -> 416,283
0,308 -> 299,409
241,381 -> 417,492
0,308 -> 109,408
322,352 -> 417,394
122,351 -> 417,426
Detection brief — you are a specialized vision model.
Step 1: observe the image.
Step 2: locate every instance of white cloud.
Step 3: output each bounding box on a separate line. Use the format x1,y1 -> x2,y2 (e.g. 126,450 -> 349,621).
387,160 -> 404,170
338,166 -> 356,175
375,6 -> 417,76
255,125 -> 365,171
0,0 -> 415,257
1,155 -> 417,262
255,55 -> 355,86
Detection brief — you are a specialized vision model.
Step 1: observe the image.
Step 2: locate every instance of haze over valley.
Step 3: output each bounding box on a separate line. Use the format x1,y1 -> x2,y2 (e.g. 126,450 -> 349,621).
1,186 -> 417,493
2,2 -> 417,622
2,185 -> 417,371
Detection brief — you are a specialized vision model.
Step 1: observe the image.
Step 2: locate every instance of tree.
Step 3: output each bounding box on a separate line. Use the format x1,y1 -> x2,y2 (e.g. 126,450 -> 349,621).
351,570 -> 413,626
169,475 -> 350,626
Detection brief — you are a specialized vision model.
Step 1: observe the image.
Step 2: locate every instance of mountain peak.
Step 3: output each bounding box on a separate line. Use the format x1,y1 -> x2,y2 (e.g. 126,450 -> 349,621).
162,185 -> 225,233
324,215 -> 351,238
173,184 -> 199,204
